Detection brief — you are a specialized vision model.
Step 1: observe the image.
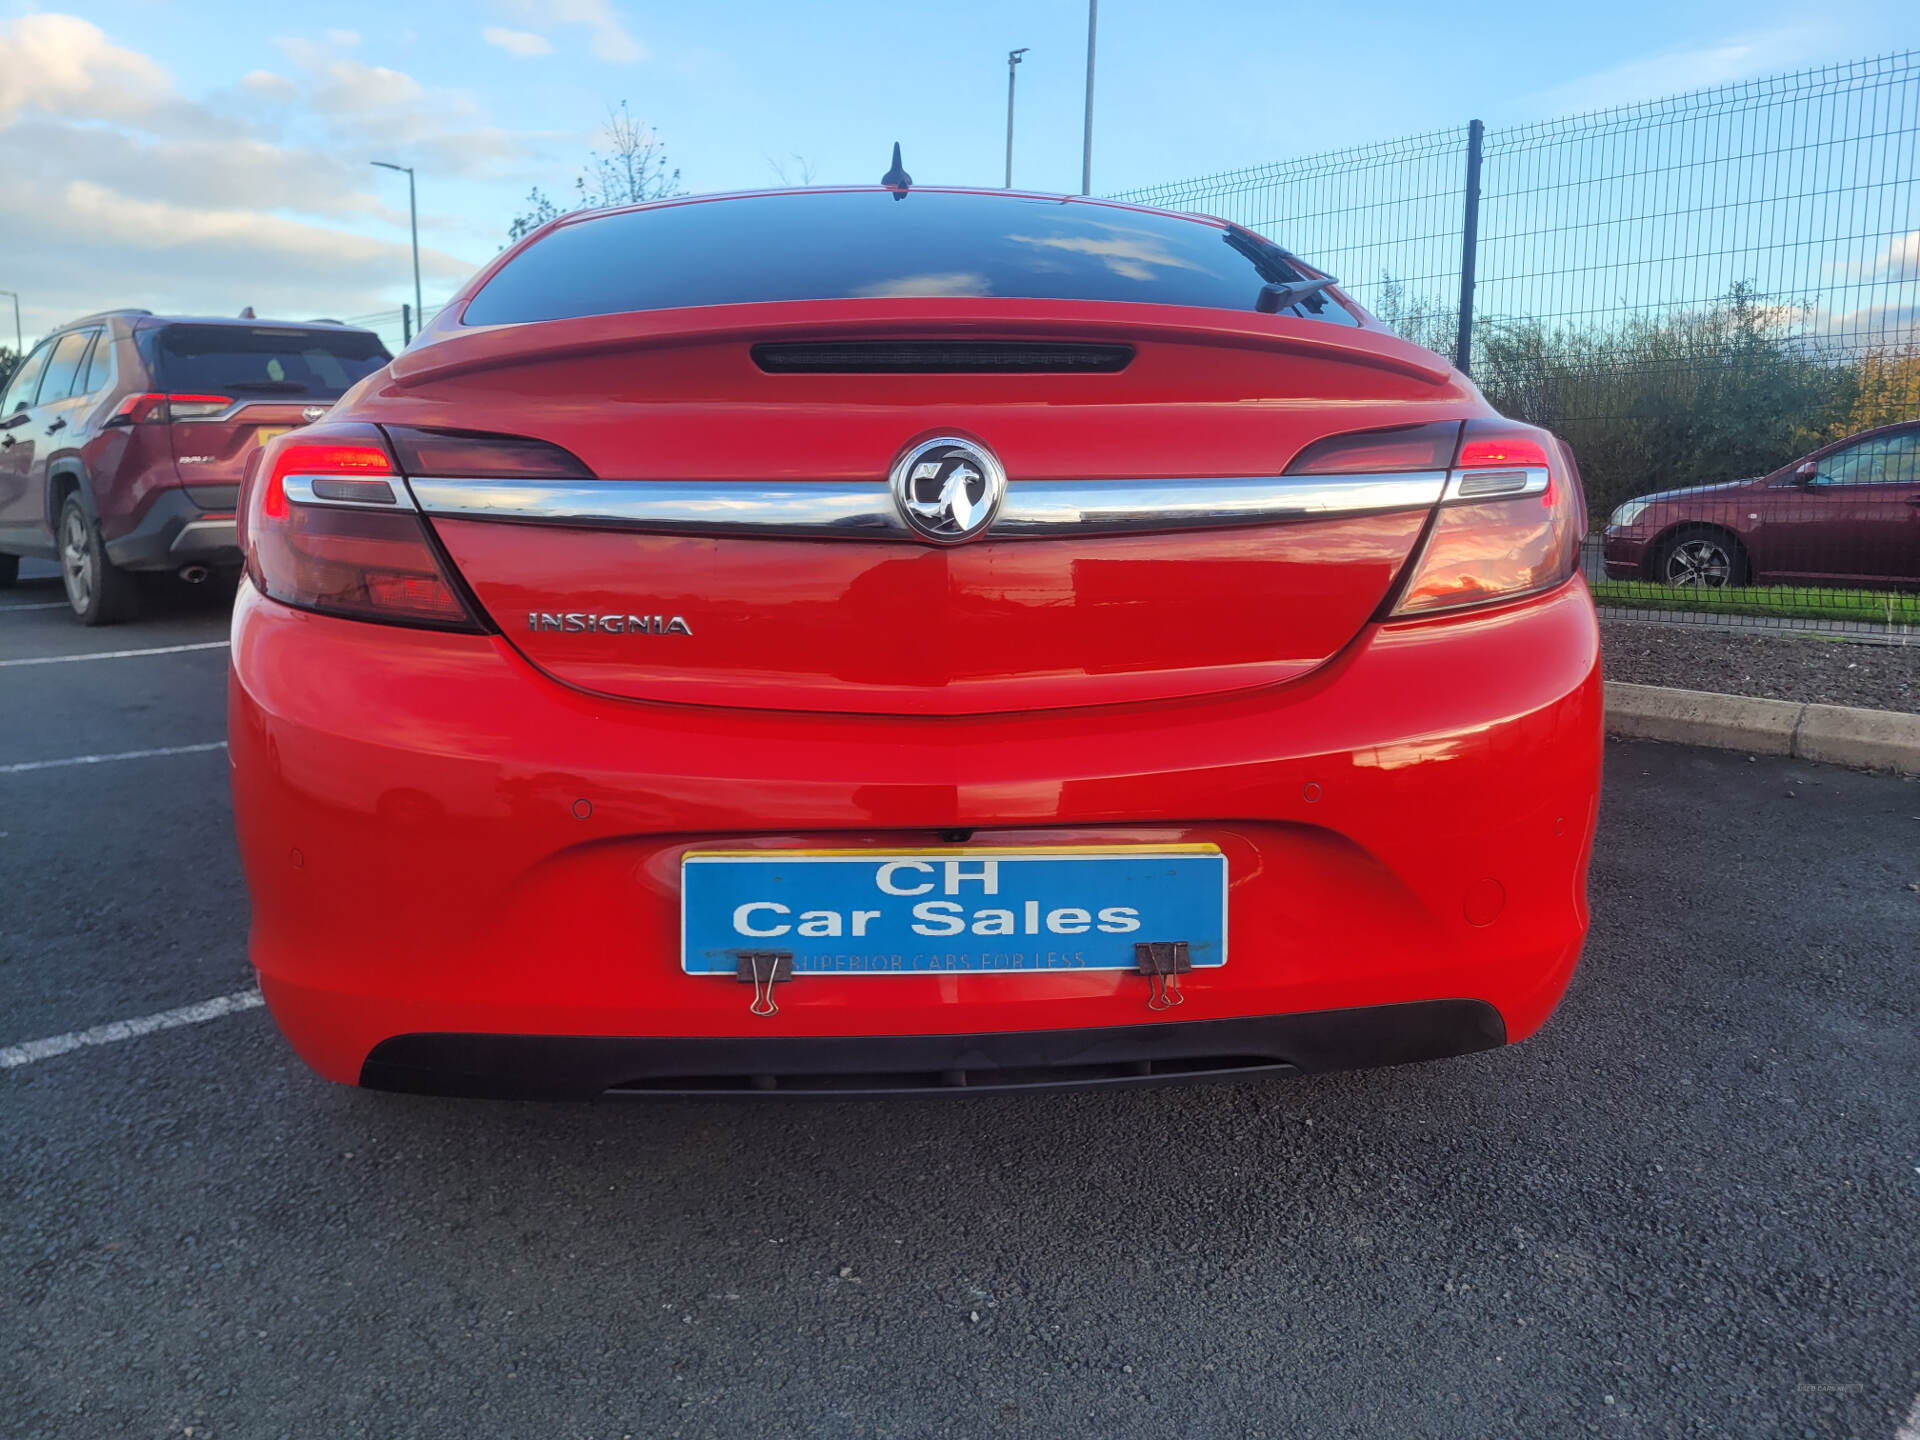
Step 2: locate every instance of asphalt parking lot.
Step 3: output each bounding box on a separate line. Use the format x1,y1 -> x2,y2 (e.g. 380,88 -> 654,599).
3,560 -> 1916,1440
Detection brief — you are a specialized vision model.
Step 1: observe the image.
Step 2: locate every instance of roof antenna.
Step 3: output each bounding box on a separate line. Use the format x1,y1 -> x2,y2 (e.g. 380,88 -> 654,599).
880,141 -> 912,198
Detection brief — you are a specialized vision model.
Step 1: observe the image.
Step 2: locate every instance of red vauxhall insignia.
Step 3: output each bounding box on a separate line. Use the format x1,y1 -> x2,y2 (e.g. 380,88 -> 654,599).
228,186 -> 1603,1098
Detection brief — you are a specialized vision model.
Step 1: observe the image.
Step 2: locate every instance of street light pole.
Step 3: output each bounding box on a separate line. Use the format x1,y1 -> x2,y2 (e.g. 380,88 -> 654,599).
1005,48 -> 1028,189
0,289 -> 21,354
371,161 -> 423,336
1080,1 -> 1097,195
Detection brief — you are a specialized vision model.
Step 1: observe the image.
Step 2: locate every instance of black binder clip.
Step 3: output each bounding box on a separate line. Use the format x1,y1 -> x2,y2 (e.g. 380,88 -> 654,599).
735,950 -> 794,1017
1134,941 -> 1191,1012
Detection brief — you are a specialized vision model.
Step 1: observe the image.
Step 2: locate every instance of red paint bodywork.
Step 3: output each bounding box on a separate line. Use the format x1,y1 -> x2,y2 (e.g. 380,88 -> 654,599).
231,579 -> 1601,1084
228,188 -> 1605,1087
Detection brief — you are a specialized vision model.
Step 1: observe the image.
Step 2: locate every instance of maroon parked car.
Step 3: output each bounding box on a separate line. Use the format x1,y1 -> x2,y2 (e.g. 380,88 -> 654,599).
1603,421 -> 1920,589
0,310 -> 390,623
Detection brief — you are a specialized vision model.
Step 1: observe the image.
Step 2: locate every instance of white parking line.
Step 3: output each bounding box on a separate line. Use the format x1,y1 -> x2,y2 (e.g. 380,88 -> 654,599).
0,602 -> 71,612
0,640 -> 229,668
0,741 -> 228,775
0,988 -> 265,1070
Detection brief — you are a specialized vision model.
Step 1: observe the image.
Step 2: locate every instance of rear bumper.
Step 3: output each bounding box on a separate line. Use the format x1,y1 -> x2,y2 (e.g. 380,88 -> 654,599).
229,577 -> 1604,1090
361,1001 -> 1506,1099
106,489 -> 240,571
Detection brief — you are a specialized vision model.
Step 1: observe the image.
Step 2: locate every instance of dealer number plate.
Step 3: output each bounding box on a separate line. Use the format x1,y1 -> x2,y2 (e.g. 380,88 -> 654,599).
680,846 -> 1226,975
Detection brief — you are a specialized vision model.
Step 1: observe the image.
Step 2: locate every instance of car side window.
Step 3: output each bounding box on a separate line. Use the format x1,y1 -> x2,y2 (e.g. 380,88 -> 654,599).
36,331 -> 92,405
1814,432 -> 1920,486
74,330 -> 112,398
2,340 -> 55,416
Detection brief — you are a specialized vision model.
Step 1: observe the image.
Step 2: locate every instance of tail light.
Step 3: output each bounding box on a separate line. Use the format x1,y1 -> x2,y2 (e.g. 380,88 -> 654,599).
105,393 -> 232,425
1390,419 -> 1585,616
1287,417 -> 1585,617
384,426 -> 594,479
238,423 -> 482,632
1284,421 -> 1462,476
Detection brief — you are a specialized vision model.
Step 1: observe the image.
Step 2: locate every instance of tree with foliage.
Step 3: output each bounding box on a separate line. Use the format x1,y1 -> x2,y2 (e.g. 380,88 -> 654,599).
1372,277 -> 1883,520
0,347 -> 18,393
1829,348 -> 1920,437
508,101 -> 682,244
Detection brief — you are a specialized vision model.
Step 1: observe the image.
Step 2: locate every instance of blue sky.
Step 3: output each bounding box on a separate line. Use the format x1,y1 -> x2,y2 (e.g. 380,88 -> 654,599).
2,0 -> 1916,341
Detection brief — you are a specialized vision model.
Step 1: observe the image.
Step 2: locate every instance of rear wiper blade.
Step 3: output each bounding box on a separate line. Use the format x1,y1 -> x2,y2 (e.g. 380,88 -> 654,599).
1255,276 -> 1340,315
1222,225 -> 1338,314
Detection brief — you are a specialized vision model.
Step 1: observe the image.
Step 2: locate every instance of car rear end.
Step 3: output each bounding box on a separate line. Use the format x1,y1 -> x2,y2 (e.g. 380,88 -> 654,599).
228,189 -> 1602,1098
103,320 -> 390,576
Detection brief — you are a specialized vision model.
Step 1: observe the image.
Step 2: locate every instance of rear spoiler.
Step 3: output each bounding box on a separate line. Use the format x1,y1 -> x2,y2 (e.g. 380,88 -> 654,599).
387,298 -> 1457,390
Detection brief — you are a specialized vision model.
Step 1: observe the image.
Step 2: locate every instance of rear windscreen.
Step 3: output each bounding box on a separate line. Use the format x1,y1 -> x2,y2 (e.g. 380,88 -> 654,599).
152,326 -> 391,398
462,190 -> 1358,327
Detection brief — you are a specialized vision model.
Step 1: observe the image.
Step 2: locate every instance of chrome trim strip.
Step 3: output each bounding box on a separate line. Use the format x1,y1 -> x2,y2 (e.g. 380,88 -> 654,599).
1442,465 -> 1550,503
406,471 -> 1449,539
408,480 -> 913,536
282,473 -> 418,511
993,473 -> 1445,535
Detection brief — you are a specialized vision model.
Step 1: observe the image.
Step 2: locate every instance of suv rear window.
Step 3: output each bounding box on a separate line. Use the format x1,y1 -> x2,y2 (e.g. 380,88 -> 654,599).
148,325 -> 391,399
463,190 -> 1357,327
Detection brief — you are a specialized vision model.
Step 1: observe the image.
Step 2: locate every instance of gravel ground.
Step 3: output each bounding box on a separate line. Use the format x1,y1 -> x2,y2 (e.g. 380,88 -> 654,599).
1601,620 -> 1919,713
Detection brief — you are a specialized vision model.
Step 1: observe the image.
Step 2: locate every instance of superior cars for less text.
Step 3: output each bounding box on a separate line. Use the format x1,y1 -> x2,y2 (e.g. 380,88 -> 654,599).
227,187 -> 1603,1098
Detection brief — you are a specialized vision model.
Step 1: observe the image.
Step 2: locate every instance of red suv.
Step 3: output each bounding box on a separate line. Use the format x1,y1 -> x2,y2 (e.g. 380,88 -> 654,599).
0,310 -> 391,623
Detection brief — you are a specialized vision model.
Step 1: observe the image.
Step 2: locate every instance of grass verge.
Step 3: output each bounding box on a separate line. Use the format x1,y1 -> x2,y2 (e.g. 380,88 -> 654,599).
1590,578 -> 1920,626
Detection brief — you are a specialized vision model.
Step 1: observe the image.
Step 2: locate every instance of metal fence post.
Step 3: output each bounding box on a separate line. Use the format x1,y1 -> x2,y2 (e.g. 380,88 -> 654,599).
1454,119 -> 1483,375
401,303 -> 413,346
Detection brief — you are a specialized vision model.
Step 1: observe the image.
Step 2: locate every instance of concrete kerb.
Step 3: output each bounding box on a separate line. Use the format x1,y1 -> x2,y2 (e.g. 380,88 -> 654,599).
1605,682 -> 1920,775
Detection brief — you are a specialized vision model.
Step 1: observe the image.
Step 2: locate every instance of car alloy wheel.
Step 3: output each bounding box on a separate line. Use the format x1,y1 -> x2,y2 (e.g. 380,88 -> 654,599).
60,503 -> 95,614
56,495 -> 137,625
1662,537 -> 1734,588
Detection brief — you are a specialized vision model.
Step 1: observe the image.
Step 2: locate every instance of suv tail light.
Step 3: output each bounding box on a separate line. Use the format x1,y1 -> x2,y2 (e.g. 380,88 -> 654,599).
238,423 -> 482,632
1391,419 -> 1584,616
105,393 -> 233,425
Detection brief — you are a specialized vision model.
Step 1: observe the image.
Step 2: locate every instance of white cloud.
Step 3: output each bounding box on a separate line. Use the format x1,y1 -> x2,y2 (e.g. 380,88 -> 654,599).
483,26 -> 553,58
1529,28 -> 1822,116
260,33 -> 532,178
0,15 -> 519,336
1819,231 -> 1920,287
240,69 -> 297,99
0,14 -> 172,126
497,0 -> 643,64
0,177 -> 475,332
1861,232 -> 1920,285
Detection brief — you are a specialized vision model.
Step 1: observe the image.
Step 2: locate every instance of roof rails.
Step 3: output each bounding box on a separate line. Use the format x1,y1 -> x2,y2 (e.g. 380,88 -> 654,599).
63,308 -> 154,328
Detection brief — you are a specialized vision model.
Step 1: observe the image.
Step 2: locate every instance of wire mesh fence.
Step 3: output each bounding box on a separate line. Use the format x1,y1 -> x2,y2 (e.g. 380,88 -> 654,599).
1113,52 -> 1920,638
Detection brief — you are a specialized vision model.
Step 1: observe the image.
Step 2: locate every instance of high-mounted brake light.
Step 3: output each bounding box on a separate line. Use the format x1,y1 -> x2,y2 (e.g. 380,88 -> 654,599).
105,393 -> 233,426
1391,419 -> 1585,617
239,423 -> 482,632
